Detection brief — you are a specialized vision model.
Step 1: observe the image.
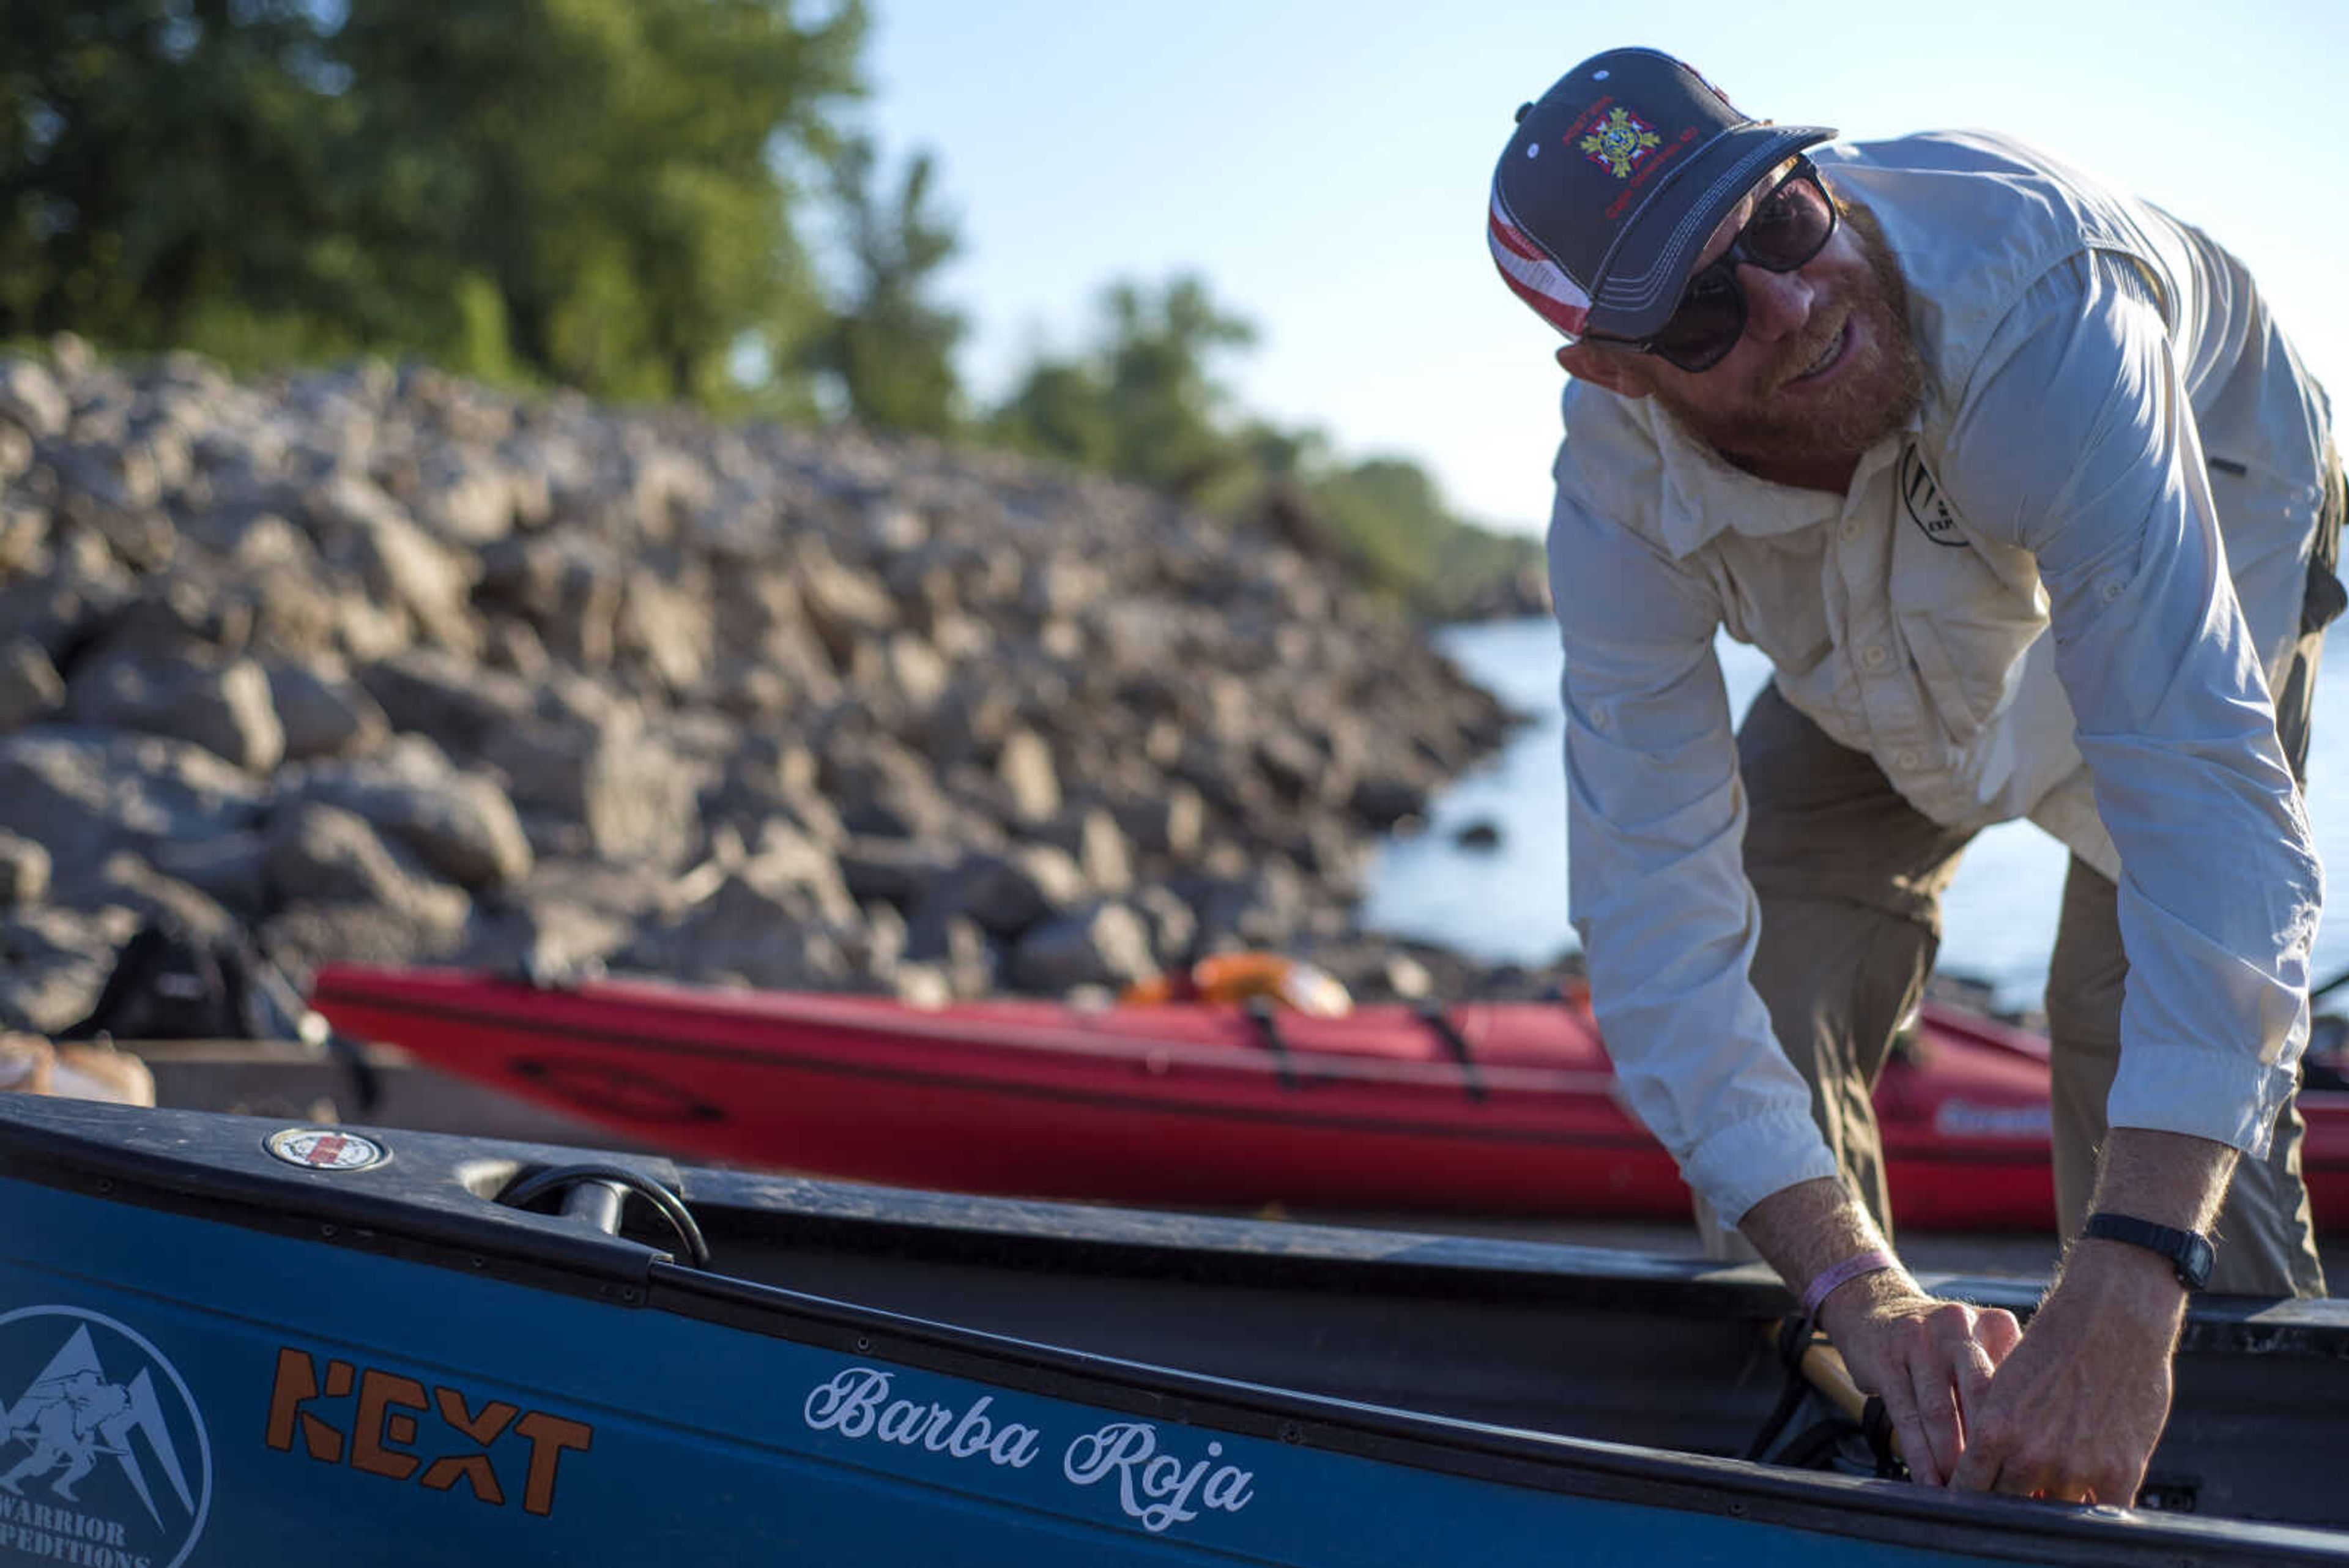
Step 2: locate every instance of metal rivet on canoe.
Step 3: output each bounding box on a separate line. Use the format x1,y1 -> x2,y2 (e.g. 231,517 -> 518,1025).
1279,1423 -> 1302,1444
321,1224 -> 336,1238
855,1336 -> 872,1353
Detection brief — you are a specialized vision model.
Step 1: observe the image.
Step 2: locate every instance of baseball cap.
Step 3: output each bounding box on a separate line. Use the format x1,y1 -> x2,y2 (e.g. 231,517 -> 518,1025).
1488,48 -> 1836,344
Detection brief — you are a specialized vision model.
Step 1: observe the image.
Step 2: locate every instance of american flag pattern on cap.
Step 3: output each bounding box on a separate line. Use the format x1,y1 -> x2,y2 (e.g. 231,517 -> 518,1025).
1488,185 -> 1590,341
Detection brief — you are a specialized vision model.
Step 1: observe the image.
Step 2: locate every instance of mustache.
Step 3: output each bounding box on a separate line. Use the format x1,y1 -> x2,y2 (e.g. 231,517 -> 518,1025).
1767,313 -> 1848,391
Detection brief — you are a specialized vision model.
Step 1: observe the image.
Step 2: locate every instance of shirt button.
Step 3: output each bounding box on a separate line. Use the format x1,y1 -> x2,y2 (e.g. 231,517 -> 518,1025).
1861,645 -> 1890,669
1894,748 -> 1921,770
2100,581 -> 2124,603
1840,520 -> 1860,541
1590,709 -> 1609,732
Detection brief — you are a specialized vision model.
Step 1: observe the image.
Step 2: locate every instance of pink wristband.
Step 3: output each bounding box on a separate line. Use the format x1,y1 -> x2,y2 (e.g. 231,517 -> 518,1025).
1800,1247 -> 1898,1317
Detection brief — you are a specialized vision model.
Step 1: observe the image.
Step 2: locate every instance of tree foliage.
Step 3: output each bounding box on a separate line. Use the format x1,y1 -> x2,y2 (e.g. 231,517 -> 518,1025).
990,275 -> 1257,505
989,272 -> 1538,615
0,0 -> 867,405
806,133 -> 965,434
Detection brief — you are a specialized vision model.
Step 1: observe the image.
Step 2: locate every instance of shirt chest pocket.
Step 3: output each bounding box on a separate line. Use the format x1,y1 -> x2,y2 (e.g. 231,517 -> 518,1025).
1890,532 -> 2049,727
1709,535 -> 1834,678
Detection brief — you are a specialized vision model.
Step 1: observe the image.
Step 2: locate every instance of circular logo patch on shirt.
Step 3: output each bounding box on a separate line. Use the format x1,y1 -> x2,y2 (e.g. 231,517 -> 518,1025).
1899,446 -> 1968,549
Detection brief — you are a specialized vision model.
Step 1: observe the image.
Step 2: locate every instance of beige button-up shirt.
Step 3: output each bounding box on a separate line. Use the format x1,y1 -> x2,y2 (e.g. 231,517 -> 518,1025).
1548,131 -> 2334,1224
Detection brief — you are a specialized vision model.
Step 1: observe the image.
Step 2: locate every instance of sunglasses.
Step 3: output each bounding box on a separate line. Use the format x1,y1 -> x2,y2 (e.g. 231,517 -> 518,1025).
1584,158 -> 1839,373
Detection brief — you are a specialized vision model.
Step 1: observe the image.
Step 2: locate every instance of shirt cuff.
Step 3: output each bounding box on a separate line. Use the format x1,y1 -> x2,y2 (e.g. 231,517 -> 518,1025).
2106,1042 -> 2301,1159
1680,1109 -> 1842,1230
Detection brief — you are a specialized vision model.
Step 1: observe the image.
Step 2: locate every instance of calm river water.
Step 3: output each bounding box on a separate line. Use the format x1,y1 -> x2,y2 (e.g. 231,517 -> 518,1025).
1361,618 -> 2349,1014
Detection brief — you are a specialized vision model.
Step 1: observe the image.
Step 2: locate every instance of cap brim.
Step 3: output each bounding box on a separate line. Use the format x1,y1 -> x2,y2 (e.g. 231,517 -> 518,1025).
1584,124 -> 1837,342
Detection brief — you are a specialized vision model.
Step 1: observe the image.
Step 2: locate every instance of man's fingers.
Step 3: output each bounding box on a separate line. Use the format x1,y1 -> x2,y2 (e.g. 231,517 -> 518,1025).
1950,1438 -> 2002,1493
1903,1356 -> 1962,1487
1975,1307 -> 2023,1367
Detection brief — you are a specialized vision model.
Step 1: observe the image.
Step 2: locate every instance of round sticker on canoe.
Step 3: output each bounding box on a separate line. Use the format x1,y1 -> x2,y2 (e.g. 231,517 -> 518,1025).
264,1128 -> 388,1172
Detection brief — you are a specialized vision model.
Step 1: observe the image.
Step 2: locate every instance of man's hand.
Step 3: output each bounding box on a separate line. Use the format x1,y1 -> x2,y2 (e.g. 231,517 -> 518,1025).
1947,1126 -> 2230,1503
1739,1178 -> 2022,1485
1816,1274 -> 2022,1487
1948,1239 -> 2183,1501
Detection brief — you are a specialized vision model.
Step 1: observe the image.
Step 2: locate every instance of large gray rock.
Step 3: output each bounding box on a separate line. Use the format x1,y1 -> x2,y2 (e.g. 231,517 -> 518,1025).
476,533 -> 626,668
262,800 -> 472,930
268,663 -> 391,761
0,830 -> 50,907
0,906 -> 137,1034
357,648 -> 535,754
908,847 -> 1084,941
0,727 -> 267,872
65,656 -> 286,773
0,639 -> 65,734
1008,902 -> 1159,993
620,875 -> 857,990
291,742 -> 533,891
311,475 -> 481,655
479,710 -> 700,866
0,357 -> 69,439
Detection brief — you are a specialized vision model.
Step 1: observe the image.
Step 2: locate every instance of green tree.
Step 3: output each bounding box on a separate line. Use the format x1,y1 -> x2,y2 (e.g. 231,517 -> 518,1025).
332,0 -> 867,404
806,133 -> 966,434
0,0 -> 355,352
990,273 -> 1255,503
0,0 -> 869,404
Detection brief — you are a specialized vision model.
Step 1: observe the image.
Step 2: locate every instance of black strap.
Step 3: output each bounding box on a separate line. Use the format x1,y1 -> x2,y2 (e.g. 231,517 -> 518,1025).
1245,997 -> 1299,1091
1415,1004 -> 1487,1102
2082,1211 -> 2211,1289
1860,1396 -> 1906,1479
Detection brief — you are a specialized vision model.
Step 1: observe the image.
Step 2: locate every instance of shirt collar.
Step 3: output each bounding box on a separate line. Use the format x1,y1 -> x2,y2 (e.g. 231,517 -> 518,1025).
1649,403 -> 1921,557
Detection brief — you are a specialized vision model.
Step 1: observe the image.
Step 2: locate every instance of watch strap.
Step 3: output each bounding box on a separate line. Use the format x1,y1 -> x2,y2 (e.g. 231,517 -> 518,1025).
2082,1211 -> 2214,1290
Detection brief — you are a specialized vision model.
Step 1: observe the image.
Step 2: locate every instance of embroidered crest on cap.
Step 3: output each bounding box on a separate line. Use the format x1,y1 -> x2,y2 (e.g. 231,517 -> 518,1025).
1580,107 -> 1663,179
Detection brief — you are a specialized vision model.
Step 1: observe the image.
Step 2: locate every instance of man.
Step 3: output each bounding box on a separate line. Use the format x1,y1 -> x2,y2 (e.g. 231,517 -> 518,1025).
1487,48 -> 2343,1504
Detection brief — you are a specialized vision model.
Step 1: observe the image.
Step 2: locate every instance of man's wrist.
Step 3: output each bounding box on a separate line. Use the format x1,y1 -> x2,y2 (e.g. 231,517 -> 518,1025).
1801,1246 -> 1899,1317
2081,1212 -> 2213,1290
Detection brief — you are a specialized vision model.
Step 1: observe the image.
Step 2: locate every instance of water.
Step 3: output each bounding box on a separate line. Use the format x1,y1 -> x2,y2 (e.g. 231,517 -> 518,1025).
1362,618 -> 2349,1014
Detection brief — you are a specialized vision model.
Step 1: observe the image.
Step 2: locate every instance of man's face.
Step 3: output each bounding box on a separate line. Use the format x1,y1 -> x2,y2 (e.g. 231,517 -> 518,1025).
1577,180 -> 1924,483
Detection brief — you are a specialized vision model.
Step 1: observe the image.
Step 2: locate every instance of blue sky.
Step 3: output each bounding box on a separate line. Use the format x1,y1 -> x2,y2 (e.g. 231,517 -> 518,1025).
862,0 -> 2348,537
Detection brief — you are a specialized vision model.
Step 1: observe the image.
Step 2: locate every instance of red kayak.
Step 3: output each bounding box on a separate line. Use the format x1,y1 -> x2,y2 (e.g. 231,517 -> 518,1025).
308,964 -> 2349,1232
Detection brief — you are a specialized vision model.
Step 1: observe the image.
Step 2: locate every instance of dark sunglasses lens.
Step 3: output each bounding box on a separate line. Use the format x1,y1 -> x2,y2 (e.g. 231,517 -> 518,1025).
1653,270 -> 1745,371
1742,176 -> 1835,270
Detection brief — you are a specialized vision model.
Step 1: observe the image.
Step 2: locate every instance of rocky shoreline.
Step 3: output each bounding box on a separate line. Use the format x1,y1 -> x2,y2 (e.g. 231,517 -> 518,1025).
0,343 -> 1567,1036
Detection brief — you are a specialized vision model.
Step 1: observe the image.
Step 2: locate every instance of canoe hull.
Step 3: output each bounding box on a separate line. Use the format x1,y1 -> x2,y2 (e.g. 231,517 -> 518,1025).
309,965 -> 2349,1232
4,1098 -> 2344,1565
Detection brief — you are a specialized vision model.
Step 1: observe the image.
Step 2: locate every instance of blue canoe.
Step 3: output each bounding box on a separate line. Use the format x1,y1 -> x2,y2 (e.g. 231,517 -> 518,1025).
0,1094 -> 2342,1567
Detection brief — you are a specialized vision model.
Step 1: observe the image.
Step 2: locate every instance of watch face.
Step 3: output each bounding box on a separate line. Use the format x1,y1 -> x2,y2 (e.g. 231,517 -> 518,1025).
2181,1233 -> 2216,1290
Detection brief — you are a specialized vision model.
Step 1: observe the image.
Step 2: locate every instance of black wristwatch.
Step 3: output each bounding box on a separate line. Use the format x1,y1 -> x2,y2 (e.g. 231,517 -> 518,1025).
2082,1212 -> 2214,1290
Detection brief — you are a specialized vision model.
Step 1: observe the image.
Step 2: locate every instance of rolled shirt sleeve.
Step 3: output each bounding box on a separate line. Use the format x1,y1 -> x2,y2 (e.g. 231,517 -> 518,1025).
1937,254 -> 2320,1153
1549,449 -> 1839,1222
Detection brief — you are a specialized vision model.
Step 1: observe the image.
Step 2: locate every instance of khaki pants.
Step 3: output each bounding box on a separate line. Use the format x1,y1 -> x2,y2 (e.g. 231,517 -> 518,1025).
1714,442 -> 2343,1297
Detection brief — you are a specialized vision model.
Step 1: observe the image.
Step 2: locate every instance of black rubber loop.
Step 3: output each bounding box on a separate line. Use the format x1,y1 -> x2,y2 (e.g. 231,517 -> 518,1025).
1414,1004 -> 1488,1102
1742,1313 -> 1822,1462
496,1161 -> 712,1268
1245,997 -> 1299,1090
1861,1395 -> 1907,1479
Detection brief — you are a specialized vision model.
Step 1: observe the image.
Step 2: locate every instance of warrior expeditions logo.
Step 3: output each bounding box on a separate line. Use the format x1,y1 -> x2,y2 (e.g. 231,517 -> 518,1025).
0,1308 -> 212,1568
1579,106 -> 1662,178
1899,445 -> 1969,548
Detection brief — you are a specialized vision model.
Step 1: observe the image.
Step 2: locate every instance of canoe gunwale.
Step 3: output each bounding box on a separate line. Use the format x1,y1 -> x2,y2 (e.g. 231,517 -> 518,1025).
640,1255 -> 2349,1567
